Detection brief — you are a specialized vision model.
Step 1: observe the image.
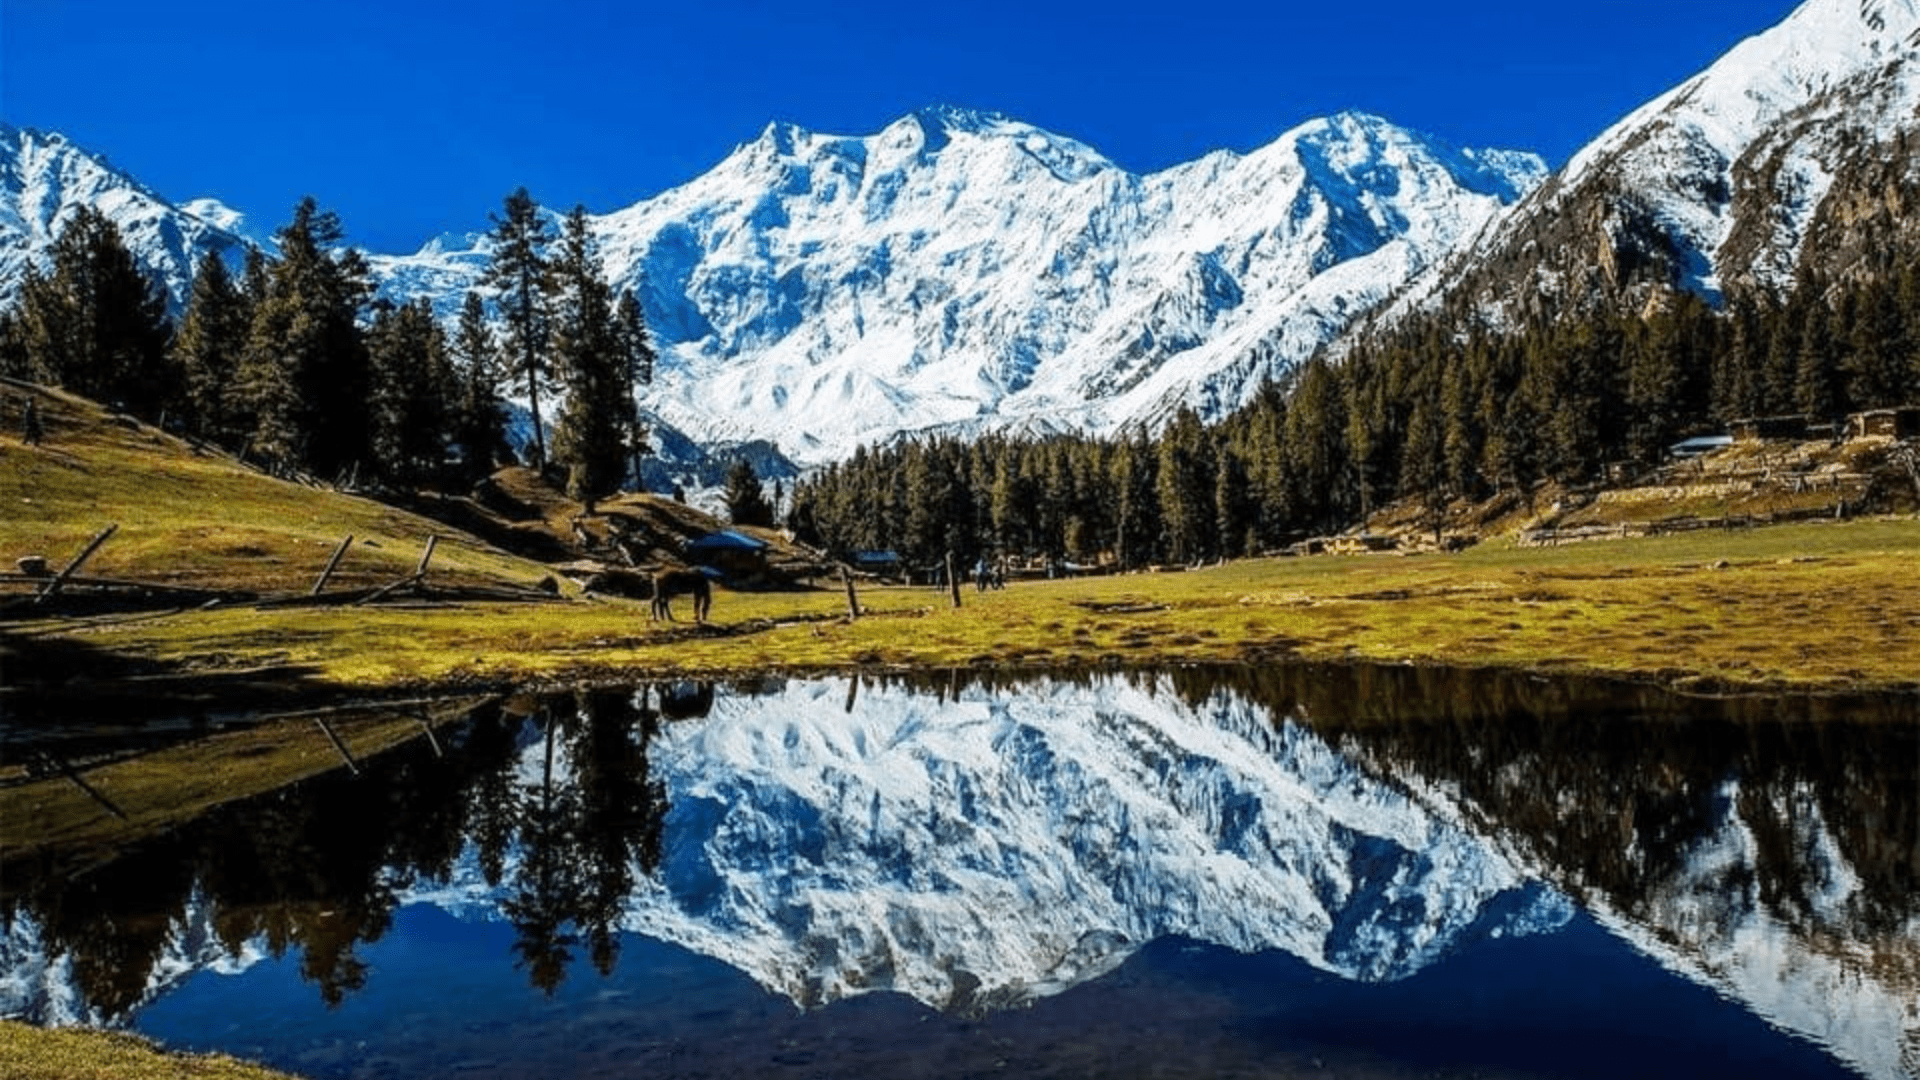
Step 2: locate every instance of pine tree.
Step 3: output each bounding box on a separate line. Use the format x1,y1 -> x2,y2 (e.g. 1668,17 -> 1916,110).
367,298 -> 458,489
1765,292 -> 1807,415
613,288 -> 655,485
451,290 -> 509,481
1713,292 -> 1766,423
170,250 -> 251,444
1155,405 -> 1213,564
1212,437 -> 1249,559
723,460 -> 775,527
1400,390 -> 1447,543
989,450 -> 1035,555
483,188 -> 555,467
0,308 -> 24,381
1111,433 -> 1160,569
235,198 -> 374,479
1626,303 -> 1689,463
13,206 -> 173,415
1795,300 -> 1842,423
1282,357 -> 1349,534
1844,276 -> 1909,410
1440,341 -> 1483,498
548,207 -> 628,512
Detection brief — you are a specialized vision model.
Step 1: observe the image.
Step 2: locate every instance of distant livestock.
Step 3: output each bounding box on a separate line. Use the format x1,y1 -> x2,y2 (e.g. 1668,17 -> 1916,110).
650,569 -> 712,623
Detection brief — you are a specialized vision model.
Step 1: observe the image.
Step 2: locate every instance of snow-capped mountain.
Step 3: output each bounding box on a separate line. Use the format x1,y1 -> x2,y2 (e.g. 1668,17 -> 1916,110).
0,892 -> 266,1027
1381,0 -> 1920,327
374,107 -> 1544,466
0,122 -> 248,311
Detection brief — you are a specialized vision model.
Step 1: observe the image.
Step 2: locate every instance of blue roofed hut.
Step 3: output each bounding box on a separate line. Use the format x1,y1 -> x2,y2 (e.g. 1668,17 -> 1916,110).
685,530 -> 771,581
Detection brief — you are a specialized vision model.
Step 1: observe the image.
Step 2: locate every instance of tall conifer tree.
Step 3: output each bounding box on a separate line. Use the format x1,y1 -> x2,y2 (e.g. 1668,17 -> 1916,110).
548,207 -> 627,512
12,206 -> 173,414
236,198 -> 373,479
613,288 -> 655,485
170,250 -> 251,444
483,188 -> 555,467
451,290 -> 509,480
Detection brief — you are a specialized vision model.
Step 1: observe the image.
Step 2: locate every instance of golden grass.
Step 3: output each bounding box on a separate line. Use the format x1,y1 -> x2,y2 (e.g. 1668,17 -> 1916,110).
0,699 -> 485,874
12,517 -> 1916,696
0,1021 -> 303,1080
0,382 -> 558,597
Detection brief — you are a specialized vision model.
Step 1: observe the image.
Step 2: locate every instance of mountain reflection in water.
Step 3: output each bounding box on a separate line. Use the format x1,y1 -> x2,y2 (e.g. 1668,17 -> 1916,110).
2,667 -> 1915,1079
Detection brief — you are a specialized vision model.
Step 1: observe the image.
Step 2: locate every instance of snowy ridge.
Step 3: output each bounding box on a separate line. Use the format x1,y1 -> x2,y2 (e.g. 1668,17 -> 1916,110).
1386,0 -> 1920,323
415,676 -> 1568,1010
1582,780 -> 1920,1080
374,108 -> 1543,465
0,122 -> 247,311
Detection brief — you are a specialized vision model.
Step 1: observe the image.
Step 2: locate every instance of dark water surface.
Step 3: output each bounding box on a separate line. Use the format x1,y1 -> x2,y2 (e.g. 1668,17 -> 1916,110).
4,666 -> 1917,1079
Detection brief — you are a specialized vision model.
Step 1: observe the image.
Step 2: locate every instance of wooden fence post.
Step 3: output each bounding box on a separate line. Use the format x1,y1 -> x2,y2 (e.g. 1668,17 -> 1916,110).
841,567 -> 860,620
414,535 -> 440,578
312,534 -> 354,596
946,551 -> 961,609
314,718 -> 362,776
35,524 -> 119,605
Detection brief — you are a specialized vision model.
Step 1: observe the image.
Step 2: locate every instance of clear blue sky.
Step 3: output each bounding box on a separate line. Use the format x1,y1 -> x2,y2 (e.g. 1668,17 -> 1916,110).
1,0 -> 1801,254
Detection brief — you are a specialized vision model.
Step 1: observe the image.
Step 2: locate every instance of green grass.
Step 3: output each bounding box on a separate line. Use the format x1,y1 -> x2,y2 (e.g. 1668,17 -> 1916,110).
0,382 -> 560,597
0,1022 -> 304,1080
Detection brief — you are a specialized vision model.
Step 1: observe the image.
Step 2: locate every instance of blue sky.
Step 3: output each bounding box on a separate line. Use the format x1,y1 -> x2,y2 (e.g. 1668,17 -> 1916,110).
2,0 -> 1801,254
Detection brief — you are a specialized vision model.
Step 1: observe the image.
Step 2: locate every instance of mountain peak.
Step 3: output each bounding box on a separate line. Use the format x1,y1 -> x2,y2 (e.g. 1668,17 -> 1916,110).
0,122 -> 246,312
907,103 -> 1012,135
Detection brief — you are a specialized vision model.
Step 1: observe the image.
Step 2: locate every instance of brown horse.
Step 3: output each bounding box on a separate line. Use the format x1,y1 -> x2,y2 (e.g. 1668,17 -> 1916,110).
650,569 -> 712,623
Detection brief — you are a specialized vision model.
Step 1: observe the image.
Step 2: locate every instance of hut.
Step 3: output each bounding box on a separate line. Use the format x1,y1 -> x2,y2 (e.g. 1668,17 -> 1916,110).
685,530 -> 771,581
1730,415 -> 1811,443
1847,407 -> 1920,440
851,550 -> 901,578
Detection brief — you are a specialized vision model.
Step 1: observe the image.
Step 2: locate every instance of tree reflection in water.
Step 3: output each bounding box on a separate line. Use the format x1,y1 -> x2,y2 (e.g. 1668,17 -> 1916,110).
2,687 -> 680,1016
504,689 -> 670,993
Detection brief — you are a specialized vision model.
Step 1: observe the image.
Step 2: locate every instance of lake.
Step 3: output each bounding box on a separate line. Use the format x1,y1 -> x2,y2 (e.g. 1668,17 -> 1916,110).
3,666 -> 1916,1079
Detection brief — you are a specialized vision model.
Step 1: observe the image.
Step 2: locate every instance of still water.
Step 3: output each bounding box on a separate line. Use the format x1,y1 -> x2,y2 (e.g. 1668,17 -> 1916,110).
3,666 -> 1917,1079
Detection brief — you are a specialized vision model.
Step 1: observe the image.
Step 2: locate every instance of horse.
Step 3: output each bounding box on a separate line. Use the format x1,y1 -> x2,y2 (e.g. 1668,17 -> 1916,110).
650,568 -> 712,623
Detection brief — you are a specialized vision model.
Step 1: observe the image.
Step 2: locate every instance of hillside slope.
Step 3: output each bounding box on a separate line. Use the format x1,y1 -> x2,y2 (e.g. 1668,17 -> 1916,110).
0,377 -> 555,599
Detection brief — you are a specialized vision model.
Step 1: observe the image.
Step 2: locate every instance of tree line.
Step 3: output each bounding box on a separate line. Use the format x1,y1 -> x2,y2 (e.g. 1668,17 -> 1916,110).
0,190 -> 656,506
790,268 -> 1920,570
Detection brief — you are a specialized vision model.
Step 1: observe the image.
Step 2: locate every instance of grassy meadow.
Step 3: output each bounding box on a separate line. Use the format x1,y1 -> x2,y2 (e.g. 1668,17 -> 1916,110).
8,517 -> 1918,696
6,377 -> 1920,698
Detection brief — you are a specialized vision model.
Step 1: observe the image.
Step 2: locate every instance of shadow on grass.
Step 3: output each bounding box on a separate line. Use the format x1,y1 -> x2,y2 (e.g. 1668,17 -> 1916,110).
0,628 -> 332,728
